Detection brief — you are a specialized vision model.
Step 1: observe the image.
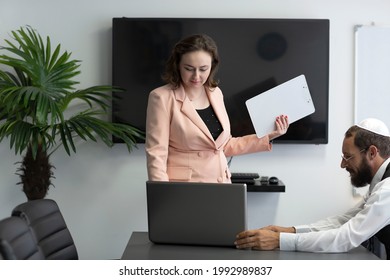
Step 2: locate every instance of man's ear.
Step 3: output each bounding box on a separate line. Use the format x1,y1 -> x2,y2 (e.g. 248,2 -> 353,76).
367,145 -> 378,159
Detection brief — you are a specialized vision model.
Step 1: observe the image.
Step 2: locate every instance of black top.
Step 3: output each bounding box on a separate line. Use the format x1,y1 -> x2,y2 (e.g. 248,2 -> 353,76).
197,105 -> 223,140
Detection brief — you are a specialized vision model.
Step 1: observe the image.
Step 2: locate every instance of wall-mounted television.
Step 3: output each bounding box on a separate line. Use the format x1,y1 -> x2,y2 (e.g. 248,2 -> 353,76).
112,17 -> 329,144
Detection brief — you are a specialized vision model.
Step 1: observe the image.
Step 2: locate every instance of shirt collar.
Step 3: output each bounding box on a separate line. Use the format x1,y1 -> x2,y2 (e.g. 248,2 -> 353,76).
370,157 -> 390,191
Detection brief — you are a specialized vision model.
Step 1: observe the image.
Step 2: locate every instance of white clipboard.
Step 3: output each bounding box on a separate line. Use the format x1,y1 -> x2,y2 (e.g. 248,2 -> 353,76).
245,75 -> 315,138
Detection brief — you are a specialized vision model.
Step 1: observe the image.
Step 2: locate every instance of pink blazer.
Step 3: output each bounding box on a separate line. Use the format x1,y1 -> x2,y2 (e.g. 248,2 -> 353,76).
145,84 -> 272,183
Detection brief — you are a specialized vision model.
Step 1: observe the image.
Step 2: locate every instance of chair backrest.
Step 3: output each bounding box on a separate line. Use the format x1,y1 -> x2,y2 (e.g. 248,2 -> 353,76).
0,216 -> 44,260
12,199 -> 78,260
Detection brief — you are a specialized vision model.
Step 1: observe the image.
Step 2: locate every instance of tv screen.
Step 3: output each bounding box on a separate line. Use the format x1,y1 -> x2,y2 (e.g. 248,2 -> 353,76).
112,17 -> 329,144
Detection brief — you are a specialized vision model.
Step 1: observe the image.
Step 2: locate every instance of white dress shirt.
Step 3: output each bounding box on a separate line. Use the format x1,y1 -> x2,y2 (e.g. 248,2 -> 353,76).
280,158 -> 390,252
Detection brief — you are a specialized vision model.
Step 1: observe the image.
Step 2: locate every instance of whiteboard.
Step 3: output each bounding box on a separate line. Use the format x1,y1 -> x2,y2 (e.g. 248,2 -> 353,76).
245,75 -> 315,138
355,25 -> 390,125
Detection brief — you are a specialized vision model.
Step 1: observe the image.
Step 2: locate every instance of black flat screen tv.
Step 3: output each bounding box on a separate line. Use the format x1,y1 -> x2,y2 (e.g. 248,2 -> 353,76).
112,17 -> 329,144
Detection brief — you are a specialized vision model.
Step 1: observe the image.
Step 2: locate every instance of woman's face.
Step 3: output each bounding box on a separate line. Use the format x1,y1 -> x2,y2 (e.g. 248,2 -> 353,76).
179,50 -> 212,89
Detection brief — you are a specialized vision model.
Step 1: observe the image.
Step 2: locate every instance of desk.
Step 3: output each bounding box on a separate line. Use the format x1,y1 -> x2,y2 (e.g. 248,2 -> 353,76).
121,232 -> 379,260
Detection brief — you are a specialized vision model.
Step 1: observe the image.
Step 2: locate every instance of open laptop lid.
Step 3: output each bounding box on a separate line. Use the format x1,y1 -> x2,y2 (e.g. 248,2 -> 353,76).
245,74 -> 315,138
146,181 -> 247,247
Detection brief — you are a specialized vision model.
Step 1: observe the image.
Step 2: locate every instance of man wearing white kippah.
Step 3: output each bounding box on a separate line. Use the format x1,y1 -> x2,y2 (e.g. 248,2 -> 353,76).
235,118 -> 390,259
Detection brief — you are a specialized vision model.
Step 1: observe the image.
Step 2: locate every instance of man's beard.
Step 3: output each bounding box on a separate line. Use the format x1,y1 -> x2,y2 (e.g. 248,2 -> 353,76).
348,158 -> 373,187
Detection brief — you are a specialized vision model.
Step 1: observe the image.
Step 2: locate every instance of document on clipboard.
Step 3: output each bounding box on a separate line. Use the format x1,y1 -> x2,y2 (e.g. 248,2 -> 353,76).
245,75 -> 315,138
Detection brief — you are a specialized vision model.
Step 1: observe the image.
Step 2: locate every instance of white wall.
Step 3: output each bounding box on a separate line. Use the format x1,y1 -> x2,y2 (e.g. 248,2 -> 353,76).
1,0 -> 389,259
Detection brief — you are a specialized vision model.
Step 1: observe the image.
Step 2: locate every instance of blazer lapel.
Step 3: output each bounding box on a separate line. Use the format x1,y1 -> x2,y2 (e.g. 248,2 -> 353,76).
207,88 -> 231,148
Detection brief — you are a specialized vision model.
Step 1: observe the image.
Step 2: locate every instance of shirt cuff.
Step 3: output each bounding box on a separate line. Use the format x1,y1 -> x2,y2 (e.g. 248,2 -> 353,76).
294,225 -> 311,233
280,232 -> 297,251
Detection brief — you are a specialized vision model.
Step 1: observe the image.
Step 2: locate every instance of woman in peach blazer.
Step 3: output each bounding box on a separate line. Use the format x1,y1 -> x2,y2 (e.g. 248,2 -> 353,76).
145,34 -> 288,183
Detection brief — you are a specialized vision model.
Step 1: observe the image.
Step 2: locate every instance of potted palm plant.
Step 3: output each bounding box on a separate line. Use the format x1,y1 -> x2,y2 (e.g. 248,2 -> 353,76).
0,26 -> 144,200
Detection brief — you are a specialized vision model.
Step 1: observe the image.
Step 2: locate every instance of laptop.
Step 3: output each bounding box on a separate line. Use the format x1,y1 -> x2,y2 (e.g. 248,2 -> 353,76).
146,181 -> 247,247
245,74 -> 315,138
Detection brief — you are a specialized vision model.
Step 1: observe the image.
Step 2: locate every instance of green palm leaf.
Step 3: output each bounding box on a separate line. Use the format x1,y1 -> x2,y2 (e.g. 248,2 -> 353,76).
0,26 -> 144,158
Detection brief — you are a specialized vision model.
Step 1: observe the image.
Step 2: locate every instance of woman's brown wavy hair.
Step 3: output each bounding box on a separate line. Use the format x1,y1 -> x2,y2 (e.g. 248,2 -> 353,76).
162,34 -> 220,89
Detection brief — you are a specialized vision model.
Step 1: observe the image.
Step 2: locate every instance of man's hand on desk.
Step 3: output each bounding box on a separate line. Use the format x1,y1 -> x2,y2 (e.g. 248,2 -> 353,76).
261,225 -> 296,233
234,225 -> 295,250
235,229 -> 280,250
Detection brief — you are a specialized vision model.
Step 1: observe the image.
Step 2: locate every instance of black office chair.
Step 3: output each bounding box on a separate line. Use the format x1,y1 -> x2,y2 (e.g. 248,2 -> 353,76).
0,216 -> 44,260
12,199 -> 79,260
